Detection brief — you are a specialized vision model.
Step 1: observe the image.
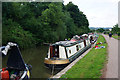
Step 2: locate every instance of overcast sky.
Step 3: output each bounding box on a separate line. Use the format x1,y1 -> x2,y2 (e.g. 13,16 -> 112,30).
64,0 -> 119,28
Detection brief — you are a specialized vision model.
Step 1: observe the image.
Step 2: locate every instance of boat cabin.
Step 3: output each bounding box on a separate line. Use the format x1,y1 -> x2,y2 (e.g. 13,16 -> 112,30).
44,34 -> 96,68
47,36 -> 91,60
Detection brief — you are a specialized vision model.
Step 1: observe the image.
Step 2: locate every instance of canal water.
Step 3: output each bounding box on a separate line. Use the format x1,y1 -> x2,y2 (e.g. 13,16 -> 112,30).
2,45 -> 61,78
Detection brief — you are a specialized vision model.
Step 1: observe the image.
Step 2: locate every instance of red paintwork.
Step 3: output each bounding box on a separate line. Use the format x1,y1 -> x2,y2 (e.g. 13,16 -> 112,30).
1,70 -> 9,80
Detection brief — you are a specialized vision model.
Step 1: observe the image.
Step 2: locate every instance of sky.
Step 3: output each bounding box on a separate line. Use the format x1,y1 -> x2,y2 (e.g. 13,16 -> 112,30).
64,0 -> 119,28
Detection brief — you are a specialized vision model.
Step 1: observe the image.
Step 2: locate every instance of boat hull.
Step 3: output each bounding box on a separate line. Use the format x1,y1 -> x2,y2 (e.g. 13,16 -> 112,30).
44,63 -> 69,69
68,44 -> 91,62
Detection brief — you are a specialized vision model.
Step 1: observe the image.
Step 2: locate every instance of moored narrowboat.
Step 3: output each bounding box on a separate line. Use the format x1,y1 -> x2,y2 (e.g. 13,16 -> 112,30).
44,34 -> 97,69
0,42 -> 32,80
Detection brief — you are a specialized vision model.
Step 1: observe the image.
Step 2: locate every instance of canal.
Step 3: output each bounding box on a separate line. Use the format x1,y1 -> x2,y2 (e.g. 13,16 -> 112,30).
2,45 -> 61,78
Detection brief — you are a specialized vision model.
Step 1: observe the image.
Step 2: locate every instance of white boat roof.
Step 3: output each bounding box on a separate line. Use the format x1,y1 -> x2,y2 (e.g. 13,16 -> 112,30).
82,34 -> 88,36
52,40 -> 82,47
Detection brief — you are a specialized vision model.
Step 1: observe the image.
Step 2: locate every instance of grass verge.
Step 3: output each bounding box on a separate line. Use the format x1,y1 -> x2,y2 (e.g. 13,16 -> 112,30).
112,35 -> 120,40
61,35 -> 107,78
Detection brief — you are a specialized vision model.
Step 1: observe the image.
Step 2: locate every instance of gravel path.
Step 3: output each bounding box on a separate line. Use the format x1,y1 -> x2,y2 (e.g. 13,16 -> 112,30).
102,34 -> 118,78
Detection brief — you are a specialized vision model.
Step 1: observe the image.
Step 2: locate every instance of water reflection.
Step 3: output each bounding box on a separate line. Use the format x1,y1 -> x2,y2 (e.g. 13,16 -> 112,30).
22,46 -> 50,78
2,45 -> 61,78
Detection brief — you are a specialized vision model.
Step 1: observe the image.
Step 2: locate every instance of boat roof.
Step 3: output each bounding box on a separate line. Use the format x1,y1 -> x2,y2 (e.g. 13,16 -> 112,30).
51,34 -> 91,47
82,34 -> 88,36
52,40 -> 83,47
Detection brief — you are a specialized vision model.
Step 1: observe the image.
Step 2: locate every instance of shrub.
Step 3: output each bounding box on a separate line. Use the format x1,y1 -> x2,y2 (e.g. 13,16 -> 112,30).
2,19 -> 36,49
118,32 -> 120,36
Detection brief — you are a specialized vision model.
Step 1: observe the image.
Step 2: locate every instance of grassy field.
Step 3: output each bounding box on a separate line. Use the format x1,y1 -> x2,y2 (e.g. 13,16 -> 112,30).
61,35 -> 107,78
112,35 -> 120,40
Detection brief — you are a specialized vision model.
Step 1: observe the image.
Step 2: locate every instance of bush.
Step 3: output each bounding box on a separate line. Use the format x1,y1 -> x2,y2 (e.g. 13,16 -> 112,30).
118,32 -> 120,36
2,19 -> 36,49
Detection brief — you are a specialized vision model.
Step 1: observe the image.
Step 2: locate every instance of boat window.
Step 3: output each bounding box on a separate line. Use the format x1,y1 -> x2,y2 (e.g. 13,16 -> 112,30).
76,45 -> 79,51
84,40 -> 86,47
79,45 -> 81,49
69,50 -> 71,54
90,36 -> 93,43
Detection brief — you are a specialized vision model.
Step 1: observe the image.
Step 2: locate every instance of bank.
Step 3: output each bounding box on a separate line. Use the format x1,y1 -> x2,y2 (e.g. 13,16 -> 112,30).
112,35 -> 120,40
60,35 -> 107,78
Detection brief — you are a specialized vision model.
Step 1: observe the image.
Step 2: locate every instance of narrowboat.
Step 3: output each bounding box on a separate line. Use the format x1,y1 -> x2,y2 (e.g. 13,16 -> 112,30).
44,34 -> 97,69
0,42 -> 32,80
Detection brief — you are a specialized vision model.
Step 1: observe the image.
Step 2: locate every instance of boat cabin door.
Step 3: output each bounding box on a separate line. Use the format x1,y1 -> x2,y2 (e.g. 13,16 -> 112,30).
50,45 -> 59,58
83,40 -> 86,47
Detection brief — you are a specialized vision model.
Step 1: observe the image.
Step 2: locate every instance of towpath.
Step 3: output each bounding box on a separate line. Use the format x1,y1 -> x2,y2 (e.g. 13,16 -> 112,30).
102,34 -> 118,78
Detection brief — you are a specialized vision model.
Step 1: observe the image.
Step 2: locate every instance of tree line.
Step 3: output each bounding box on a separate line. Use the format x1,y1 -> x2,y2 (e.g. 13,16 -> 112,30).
2,2 -> 90,49
111,24 -> 120,35
93,24 -> 120,36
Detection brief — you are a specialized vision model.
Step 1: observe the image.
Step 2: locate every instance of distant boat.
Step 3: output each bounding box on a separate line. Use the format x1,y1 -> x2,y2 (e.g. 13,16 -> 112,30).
44,33 -> 98,69
0,42 -> 32,80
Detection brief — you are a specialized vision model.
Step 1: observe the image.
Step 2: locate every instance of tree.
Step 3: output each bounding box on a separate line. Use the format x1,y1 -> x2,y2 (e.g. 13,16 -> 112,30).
65,2 -> 89,34
63,11 -> 76,38
112,24 -> 119,33
2,19 -> 36,49
2,2 -> 90,49
40,3 -> 67,41
112,24 -> 120,35
96,28 -> 105,33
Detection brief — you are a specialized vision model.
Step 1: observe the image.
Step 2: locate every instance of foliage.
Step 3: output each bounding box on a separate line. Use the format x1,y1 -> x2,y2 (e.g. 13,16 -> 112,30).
112,35 -> 120,40
112,24 -> 120,35
65,2 -> 90,33
2,19 -> 36,49
63,11 -> 76,38
96,28 -> 105,33
40,3 -> 67,42
112,24 -> 120,40
118,33 -> 120,36
2,2 -> 90,49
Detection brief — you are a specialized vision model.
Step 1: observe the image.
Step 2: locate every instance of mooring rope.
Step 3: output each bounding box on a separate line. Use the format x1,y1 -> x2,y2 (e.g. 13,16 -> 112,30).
52,64 -> 54,76
51,58 -> 55,76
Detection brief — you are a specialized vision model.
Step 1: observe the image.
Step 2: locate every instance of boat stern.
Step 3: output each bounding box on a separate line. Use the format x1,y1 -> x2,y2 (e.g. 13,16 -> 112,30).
44,58 -> 69,69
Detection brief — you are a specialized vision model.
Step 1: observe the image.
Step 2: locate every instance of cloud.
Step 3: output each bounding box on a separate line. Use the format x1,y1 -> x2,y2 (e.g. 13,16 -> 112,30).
63,0 -> 119,28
